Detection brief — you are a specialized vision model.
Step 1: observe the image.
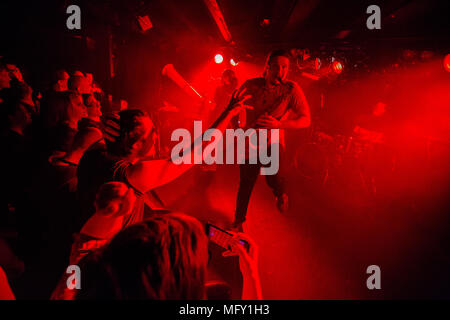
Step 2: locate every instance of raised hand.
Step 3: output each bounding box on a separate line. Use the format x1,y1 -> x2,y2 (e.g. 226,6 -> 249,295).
222,232 -> 259,277
225,88 -> 253,117
222,232 -> 262,299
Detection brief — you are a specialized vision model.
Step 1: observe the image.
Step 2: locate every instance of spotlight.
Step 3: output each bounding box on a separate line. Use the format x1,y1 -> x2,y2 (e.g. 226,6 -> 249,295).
444,54 -> 450,72
332,61 -> 343,74
214,54 -> 224,64
230,58 -> 239,66
315,58 -> 321,70
260,19 -> 271,27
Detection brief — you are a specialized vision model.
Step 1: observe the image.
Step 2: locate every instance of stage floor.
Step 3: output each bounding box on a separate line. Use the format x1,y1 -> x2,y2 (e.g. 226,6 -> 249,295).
155,163 -> 450,299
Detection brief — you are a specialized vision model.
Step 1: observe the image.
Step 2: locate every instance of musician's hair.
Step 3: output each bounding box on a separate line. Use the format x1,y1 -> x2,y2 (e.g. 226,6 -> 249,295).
263,49 -> 291,77
266,49 -> 291,65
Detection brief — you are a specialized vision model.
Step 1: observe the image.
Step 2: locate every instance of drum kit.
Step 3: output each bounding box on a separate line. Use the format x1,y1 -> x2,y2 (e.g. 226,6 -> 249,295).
294,127 -> 380,191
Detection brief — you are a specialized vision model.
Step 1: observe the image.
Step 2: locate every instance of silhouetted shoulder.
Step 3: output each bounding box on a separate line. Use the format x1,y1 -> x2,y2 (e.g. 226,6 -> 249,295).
285,80 -> 300,92
241,77 -> 265,90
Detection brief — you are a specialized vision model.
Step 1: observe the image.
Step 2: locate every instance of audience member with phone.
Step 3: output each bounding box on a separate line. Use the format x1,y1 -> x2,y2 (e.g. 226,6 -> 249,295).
222,232 -> 262,300
205,223 -> 262,300
67,214 -> 261,300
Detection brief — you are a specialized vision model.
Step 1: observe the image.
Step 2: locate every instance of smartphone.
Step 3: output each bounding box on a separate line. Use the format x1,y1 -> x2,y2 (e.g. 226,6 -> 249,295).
205,223 -> 250,253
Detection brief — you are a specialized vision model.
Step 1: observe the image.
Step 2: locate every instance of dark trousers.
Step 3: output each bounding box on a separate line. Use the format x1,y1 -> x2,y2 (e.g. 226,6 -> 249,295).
234,145 -> 286,224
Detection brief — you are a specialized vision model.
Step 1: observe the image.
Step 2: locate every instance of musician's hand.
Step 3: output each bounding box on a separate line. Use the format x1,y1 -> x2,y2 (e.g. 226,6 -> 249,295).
256,113 -> 281,129
226,88 -> 253,117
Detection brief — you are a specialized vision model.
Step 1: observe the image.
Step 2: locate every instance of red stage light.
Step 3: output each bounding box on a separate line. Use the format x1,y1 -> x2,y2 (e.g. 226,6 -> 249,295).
444,54 -> 450,72
332,61 -> 343,74
214,54 -> 224,64
230,58 -> 238,66
260,19 -> 270,27
137,15 -> 153,32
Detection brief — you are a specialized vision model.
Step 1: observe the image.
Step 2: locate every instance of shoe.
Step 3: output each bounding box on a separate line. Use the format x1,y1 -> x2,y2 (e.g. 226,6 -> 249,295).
276,193 -> 289,213
230,221 -> 244,233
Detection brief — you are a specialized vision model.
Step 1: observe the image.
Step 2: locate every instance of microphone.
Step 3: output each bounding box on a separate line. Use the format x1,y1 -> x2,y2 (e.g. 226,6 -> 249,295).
161,64 -> 203,99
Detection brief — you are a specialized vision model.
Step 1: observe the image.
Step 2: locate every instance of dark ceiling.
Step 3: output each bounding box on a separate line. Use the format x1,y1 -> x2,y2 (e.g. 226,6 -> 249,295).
95,0 -> 450,53
0,0 -> 448,98
1,0 -> 449,48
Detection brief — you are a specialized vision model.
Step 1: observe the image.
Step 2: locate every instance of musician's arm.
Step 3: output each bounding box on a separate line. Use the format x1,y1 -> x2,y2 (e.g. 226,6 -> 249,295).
279,83 -> 311,129
237,81 -> 250,128
279,114 -> 310,129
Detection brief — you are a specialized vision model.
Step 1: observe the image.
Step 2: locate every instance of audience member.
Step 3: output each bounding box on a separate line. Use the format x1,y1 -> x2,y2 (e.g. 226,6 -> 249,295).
0,60 -> 256,301
73,213 -> 261,300
0,266 -> 15,300
49,92 -> 87,153
0,89 -> 35,225
0,62 -> 11,93
77,92 -> 247,228
51,182 -> 137,300
71,182 -> 137,265
68,75 -> 86,95
52,69 -> 69,92
5,62 -> 24,84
